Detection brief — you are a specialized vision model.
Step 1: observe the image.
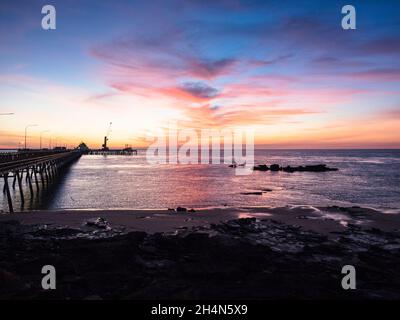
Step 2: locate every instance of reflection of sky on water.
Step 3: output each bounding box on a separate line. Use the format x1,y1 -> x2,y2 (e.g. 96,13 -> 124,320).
1,149 -> 400,212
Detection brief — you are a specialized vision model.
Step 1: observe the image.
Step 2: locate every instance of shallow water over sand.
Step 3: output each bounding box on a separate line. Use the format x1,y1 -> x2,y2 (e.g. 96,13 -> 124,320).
1,149 -> 400,212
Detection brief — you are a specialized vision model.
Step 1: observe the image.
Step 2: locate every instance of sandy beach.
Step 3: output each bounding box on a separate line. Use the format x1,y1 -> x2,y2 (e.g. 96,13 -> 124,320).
1,205 -> 400,235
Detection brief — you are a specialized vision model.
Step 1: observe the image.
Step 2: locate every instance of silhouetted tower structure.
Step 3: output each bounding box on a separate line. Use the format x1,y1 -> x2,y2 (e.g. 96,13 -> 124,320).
101,122 -> 112,151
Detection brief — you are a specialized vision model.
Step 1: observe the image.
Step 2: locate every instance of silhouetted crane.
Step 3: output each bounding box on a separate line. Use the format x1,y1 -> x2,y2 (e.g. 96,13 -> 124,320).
101,122 -> 112,151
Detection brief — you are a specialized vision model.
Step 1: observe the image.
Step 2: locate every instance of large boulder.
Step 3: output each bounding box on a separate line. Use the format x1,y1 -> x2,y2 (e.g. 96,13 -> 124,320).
270,164 -> 280,171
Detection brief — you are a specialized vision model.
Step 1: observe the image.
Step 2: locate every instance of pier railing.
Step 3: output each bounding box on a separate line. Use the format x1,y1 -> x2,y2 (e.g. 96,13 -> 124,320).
0,150 -> 83,213
0,149 -> 68,163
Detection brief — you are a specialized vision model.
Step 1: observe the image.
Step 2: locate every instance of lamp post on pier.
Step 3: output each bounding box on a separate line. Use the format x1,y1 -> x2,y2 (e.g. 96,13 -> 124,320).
24,124 -> 38,150
40,130 -> 50,149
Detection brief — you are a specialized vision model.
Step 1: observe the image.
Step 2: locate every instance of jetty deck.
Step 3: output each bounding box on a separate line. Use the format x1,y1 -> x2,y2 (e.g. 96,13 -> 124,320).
0,150 -> 83,213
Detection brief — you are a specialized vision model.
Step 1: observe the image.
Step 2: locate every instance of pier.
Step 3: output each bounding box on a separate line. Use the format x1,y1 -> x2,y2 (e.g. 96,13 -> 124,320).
0,150 -> 83,213
88,149 -> 138,155
0,149 -> 69,163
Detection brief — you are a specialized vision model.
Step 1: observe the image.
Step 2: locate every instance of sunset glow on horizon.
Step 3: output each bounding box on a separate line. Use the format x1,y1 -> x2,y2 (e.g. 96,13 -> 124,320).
1,0 -> 400,149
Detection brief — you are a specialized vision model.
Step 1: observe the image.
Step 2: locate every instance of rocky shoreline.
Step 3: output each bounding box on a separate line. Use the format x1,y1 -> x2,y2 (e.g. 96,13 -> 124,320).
252,163 -> 339,172
1,208 -> 400,300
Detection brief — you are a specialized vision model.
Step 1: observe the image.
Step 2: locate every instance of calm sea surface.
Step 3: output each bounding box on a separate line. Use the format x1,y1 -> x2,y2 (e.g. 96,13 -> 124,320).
1,149 -> 400,213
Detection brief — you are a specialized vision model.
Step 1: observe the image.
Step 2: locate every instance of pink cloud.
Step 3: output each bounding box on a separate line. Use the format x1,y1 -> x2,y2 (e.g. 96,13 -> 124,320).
347,68 -> 400,81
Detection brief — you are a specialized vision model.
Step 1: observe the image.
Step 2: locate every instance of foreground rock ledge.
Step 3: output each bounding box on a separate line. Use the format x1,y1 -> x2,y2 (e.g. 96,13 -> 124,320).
0,218 -> 399,300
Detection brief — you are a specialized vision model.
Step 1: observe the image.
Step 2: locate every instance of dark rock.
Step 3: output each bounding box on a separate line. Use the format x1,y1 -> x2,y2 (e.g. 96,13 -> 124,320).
270,164 -> 280,171
176,207 -> 187,212
253,164 -> 269,171
84,295 -> 102,300
1,217 -> 399,300
326,206 -> 370,218
30,228 -> 81,238
0,269 -> 23,292
282,164 -> 338,172
0,220 -> 20,235
252,163 -> 338,173
85,217 -> 110,229
235,218 -> 257,225
229,163 -> 245,168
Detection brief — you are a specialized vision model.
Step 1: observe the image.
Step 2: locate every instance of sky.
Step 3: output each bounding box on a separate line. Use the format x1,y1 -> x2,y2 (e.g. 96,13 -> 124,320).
0,0 -> 399,149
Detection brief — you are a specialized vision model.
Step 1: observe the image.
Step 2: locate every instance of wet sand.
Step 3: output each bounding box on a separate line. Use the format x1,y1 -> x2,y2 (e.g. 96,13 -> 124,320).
1,205 -> 399,235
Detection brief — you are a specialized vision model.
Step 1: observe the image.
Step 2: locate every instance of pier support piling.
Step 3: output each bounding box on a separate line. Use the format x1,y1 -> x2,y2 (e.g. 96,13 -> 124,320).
16,170 -> 24,203
39,165 -> 45,188
27,168 -> 34,197
33,167 -> 40,192
3,174 -> 14,213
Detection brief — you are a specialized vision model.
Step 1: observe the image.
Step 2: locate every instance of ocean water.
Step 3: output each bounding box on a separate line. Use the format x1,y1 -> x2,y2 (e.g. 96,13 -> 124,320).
1,149 -> 400,213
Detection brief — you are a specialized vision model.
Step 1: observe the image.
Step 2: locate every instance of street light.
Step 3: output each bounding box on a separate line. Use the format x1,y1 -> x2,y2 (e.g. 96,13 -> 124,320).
54,136 -> 63,148
40,130 -> 50,149
24,124 -> 38,149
